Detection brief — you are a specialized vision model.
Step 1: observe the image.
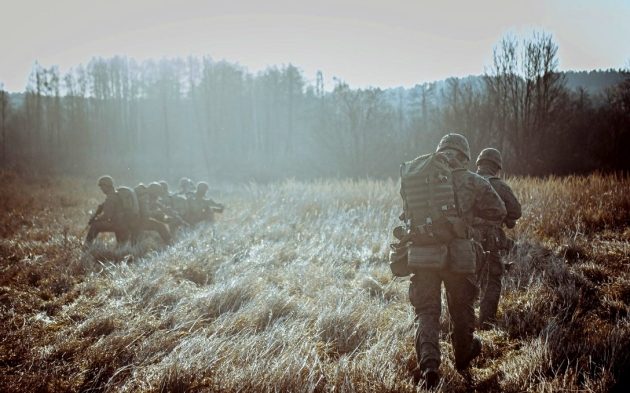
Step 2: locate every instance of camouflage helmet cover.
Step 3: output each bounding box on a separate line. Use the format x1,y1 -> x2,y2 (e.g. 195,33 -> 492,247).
134,183 -> 147,195
476,147 -> 502,169
179,177 -> 192,187
97,175 -> 114,188
436,133 -> 471,161
148,182 -> 162,196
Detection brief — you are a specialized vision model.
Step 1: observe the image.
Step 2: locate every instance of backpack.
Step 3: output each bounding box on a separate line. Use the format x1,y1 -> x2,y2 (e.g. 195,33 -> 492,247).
117,186 -> 140,221
394,152 -> 470,272
400,152 -> 460,242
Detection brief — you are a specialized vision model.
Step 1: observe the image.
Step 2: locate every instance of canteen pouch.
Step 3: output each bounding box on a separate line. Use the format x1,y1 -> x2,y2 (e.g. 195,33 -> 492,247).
389,243 -> 412,277
448,238 -> 477,274
408,244 -> 448,270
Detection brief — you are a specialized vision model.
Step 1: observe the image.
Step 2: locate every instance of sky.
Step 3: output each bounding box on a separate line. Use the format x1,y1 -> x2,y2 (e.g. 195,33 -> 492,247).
1,0 -> 629,92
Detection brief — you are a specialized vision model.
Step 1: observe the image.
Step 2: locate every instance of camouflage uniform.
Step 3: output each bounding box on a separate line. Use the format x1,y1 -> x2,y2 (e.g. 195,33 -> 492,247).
474,148 -> 522,327
185,182 -> 224,225
131,183 -> 173,245
85,176 -> 129,245
408,135 -> 506,385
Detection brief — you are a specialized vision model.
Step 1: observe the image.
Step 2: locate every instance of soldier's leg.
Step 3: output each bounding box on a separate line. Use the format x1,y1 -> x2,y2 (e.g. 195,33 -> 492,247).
85,221 -> 114,244
444,273 -> 479,370
409,272 -> 442,371
479,252 -> 504,327
115,227 -> 131,245
144,218 -> 172,245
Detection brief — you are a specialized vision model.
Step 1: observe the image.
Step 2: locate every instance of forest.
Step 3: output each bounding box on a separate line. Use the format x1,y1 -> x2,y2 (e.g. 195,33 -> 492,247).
0,32 -> 629,181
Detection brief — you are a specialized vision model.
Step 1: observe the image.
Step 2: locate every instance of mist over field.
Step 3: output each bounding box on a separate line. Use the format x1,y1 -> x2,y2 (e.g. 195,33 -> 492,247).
1,3 -> 630,391
0,31 -> 629,181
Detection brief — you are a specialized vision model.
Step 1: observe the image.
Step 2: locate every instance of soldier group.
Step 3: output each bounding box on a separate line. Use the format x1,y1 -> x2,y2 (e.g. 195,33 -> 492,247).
392,133 -> 521,388
85,176 -> 224,247
84,133 -> 521,389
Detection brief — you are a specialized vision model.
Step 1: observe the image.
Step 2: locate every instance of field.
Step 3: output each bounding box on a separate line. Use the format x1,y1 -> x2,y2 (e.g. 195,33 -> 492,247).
1,172 -> 629,392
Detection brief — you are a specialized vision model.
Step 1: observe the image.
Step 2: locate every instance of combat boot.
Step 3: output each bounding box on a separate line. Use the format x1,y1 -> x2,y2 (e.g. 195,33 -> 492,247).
456,337 -> 482,371
412,360 -> 440,389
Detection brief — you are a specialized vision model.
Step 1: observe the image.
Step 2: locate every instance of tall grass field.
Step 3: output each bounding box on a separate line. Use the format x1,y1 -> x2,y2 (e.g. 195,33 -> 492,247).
1,172 -> 628,392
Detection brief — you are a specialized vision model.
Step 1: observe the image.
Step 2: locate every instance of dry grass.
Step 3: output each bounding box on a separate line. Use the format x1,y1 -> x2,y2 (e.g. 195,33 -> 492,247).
0,172 -> 628,392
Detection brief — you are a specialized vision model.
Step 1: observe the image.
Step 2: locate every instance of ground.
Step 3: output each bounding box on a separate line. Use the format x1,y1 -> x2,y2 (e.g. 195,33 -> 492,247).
0,172 -> 629,392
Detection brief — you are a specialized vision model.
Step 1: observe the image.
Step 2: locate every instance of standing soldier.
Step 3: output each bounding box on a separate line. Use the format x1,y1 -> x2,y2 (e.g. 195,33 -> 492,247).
394,134 -> 506,388
85,175 -> 128,246
474,148 -> 522,328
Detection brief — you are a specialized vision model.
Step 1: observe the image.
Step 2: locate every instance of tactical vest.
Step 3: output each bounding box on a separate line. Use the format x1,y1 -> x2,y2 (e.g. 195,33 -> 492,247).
392,152 -> 475,274
400,152 -> 463,244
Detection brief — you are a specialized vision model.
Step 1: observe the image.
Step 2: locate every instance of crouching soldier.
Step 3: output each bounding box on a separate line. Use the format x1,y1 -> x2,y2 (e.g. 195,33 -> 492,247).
474,148 -> 522,328
131,183 -> 173,246
85,175 -> 129,246
185,182 -> 224,225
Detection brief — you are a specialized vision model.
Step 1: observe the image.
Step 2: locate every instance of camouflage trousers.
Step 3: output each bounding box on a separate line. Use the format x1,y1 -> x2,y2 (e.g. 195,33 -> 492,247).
479,251 -> 504,327
409,270 -> 477,370
85,221 -> 129,245
131,218 -> 172,245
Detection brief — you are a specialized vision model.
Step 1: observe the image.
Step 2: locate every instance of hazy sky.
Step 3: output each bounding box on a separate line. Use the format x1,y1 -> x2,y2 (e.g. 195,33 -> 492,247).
1,0 -> 629,91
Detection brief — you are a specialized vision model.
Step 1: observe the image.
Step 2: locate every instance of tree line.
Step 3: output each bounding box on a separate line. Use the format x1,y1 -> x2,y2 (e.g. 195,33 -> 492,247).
0,31 -> 628,180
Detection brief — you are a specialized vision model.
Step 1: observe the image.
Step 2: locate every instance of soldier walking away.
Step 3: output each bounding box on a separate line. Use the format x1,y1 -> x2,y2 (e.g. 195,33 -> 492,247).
185,182 -> 224,225
85,175 -> 129,246
392,133 -> 506,388
474,148 -> 522,329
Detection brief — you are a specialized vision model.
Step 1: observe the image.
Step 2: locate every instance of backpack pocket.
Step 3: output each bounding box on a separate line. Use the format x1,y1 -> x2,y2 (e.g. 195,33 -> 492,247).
408,244 -> 448,270
448,238 -> 477,274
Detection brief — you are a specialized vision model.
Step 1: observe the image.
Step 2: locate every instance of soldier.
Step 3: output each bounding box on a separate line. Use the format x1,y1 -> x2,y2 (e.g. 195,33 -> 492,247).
176,177 -> 195,197
474,148 -> 522,328
85,175 -> 129,246
403,134 -> 506,388
185,181 -> 224,225
130,183 -> 173,246
158,181 -> 172,200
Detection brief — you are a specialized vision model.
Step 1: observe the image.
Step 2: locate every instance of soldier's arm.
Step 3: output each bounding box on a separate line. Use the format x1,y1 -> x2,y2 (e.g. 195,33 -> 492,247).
89,203 -> 104,224
473,177 -> 507,222
158,201 -> 190,225
492,180 -> 522,227
97,196 -> 116,222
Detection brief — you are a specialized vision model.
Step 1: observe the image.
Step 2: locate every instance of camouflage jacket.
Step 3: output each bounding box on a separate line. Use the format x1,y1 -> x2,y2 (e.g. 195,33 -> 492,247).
476,167 -> 522,229
450,163 -> 507,228
95,192 -> 123,224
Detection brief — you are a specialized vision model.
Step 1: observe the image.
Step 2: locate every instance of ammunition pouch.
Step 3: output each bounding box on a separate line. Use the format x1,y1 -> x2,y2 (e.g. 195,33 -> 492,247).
409,216 -> 470,246
407,244 -> 448,271
448,238 -> 477,274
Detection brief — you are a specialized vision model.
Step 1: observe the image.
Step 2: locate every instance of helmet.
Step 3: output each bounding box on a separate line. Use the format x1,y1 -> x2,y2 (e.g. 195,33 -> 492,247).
97,175 -> 114,188
159,181 -> 169,194
179,177 -> 192,187
476,148 -> 502,169
148,182 -> 162,196
436,133 -> 471,161
196,181 -> 209,193
134,183 -> 147,195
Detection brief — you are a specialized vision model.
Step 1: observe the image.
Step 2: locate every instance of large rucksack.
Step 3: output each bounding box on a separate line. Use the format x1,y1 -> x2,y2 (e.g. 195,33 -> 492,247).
400,152 -> 460,241
391,152 -> 473,274
117,186 -> 140,222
